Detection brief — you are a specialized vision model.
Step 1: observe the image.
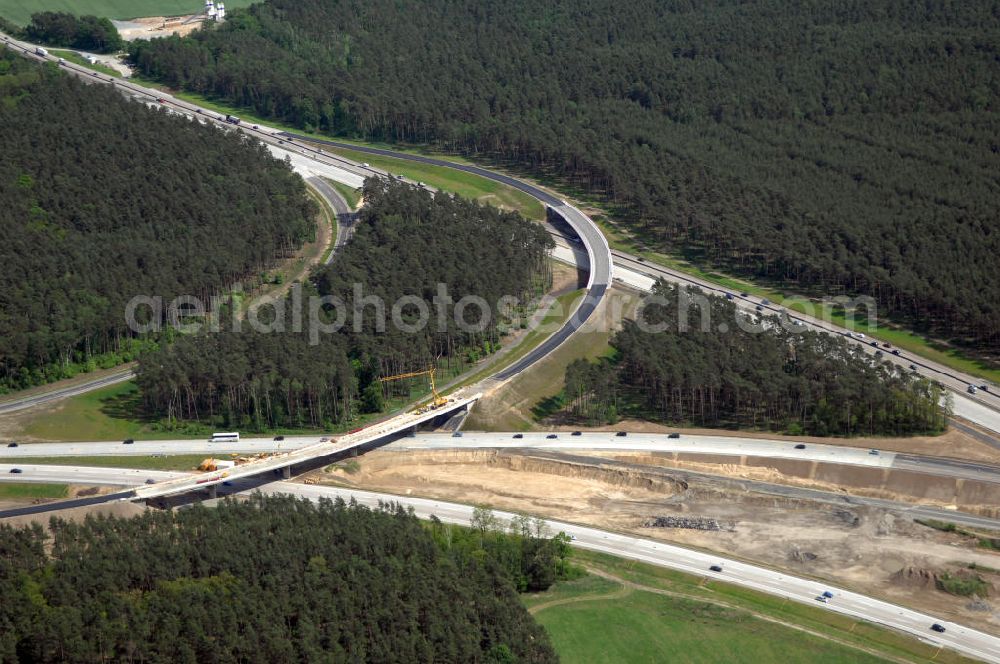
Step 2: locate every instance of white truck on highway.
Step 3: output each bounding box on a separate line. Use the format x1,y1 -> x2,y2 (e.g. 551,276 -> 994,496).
34,47 -> 48,57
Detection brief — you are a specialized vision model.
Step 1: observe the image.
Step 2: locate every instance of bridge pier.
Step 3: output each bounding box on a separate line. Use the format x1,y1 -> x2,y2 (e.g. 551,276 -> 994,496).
282,466 -> 292,479
206,485 -> 217,500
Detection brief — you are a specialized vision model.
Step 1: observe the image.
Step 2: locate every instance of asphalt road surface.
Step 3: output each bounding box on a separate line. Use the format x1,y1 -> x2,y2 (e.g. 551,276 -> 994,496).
0,370 -> 133,416
395,432 -> 1000,485
5,431 -> 999,485
275,135 -> 614,382
305,176 -> 356,264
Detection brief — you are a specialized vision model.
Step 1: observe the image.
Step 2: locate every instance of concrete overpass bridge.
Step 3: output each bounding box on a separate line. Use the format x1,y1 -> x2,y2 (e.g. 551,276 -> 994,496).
133,393 -> 480,502
0,393 -> 479,518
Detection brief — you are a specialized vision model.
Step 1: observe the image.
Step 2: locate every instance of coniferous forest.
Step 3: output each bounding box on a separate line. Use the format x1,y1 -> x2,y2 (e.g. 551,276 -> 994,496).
129,0 -> 1000,359
136,178 -> 553,429
0,51 -> 315,391
21,12 -> 123,53
564,282 -> 949,437
0,494 -> 559,663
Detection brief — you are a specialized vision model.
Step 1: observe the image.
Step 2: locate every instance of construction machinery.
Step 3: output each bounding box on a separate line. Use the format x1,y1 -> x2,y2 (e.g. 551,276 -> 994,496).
378,367 -> 448,409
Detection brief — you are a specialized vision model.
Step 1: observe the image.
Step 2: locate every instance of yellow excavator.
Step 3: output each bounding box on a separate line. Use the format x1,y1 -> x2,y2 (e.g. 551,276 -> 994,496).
379,367 -> 448,409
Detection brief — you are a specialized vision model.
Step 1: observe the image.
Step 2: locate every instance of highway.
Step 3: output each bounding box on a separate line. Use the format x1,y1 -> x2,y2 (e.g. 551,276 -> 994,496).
278,135 -> 614,381
9,452 -> 998,531
3,467 -> 994,663
605,248 -> 1000,435
394,432 -> 1000,485
305,176 -> 357,264
4,33 -> 999,664
271,485 -> 1000,664
0,369 -> 133,415
5,431 -> 1000,486
3,33 -> 996,433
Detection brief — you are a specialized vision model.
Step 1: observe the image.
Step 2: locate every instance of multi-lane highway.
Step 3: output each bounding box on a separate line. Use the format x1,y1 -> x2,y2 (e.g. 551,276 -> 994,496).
395,432 -> 1000,485
2,32 -> 997,435
5,431 -> 999,485
605,248 -> 1000,435
4,31 -> 1000,664
4,466 -> 993,663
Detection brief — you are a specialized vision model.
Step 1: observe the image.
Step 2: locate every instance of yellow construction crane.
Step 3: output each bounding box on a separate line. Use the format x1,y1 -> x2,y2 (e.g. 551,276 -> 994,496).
378,367 -> 448,409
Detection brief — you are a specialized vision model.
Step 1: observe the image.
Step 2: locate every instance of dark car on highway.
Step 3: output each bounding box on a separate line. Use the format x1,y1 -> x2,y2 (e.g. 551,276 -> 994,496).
794,444 -> 806,450
546,434 -> 557,439
274,435 -> 285,441
123,438 -> 134,445
709,565 -> 723,572
572,431 -> 582,436
9,468 -> 22,474
6,442 -> 17,448
513,433 -> 523,439
616,431 -> 627,437
668,433 -> 680,439
931,623 -> 946,633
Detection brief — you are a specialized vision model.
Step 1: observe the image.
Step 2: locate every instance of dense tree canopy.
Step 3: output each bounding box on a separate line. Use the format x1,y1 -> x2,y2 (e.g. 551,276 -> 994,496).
0,494 -> 558,663
130,0 -> 1000,359
565,282 -> 949,437
22,11 -> 123,53
0,52 -> 315,391
136,178 -> 553,429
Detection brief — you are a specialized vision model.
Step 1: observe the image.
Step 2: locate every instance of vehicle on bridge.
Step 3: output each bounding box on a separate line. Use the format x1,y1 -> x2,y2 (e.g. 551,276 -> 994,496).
211,432 -> 240,442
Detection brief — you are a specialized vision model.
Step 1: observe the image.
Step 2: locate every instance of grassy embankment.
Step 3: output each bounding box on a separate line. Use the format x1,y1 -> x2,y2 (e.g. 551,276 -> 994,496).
0,483 -> 69,500
325,177 -> 361,210
9,455 -> 209,470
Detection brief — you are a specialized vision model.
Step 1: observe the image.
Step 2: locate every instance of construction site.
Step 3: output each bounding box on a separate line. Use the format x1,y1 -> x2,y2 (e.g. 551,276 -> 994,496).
307,429 -> 1000,636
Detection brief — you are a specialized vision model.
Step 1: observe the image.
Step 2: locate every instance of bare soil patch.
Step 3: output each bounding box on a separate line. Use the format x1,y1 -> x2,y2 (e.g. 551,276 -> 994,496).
318,447 -> 1000,633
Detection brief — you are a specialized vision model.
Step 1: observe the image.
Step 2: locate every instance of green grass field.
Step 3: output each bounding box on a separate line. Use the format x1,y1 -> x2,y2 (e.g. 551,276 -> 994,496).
549,550 -> 975,664
11,455 -> 209,470
0,483 -> 69,499
324,178 -> 362,210
0,1 -> 256,25
19,380 -> 200,442
531,579 -> 889,663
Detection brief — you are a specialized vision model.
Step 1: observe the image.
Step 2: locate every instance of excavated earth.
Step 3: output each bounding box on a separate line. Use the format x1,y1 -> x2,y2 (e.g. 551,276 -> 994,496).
320,447 -> 1000,633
